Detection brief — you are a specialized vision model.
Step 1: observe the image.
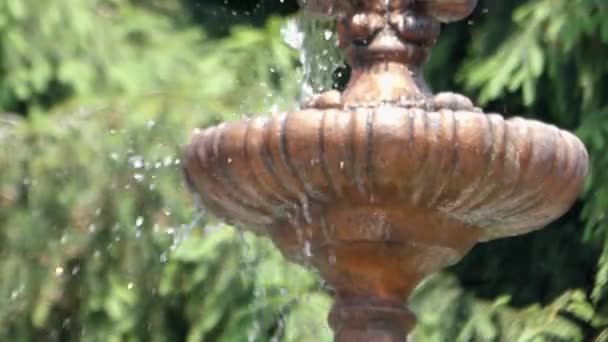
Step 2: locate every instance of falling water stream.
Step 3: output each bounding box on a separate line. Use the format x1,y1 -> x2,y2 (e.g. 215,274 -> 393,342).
241,13 -> 345,340
168,13 -> 344,341
281,14 -> 344,104
0,8 -> 343,340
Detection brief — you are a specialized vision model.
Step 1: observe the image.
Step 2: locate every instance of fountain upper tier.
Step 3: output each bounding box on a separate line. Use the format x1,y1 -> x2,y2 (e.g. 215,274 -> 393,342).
185,0 -> 588,243
299,0 -> 480,107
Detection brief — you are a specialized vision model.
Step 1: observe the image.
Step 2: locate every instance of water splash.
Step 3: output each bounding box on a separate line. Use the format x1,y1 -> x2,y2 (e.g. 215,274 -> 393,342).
281,14 -> 343,104
170,210 -> 204,252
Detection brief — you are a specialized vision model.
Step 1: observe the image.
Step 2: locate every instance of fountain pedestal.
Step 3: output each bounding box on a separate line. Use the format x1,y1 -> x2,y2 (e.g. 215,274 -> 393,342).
329,296 -> 416,341
266,202 -> 482,340
184,0 -> 588,340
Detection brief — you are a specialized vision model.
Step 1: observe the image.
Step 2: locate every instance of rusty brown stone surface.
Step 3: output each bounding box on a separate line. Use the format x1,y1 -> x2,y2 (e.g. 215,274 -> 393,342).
183,0 -> 589,340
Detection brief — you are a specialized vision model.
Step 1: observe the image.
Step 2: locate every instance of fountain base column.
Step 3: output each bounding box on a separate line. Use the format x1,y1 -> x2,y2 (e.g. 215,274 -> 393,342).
265,205 -> 483,341
329,295 -> 416,342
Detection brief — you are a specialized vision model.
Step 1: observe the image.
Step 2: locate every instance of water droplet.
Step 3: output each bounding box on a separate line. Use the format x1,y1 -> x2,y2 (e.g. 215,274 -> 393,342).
300,196 -> 313,224
130,155 -> 145,169
127,282 -> 134,290
281,19 -> 304,50
160,252 -> 168,263
10,285 -> 24,300
135,216 -> 144,227
303,240 -> 312,258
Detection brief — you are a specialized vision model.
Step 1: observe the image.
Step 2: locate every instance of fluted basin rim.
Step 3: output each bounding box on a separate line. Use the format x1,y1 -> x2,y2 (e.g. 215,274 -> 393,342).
184,106 -> 588,241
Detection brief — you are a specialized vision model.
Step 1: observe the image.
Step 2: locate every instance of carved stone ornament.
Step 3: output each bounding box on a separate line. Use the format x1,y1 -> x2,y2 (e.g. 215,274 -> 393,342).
183,0 -> 589,340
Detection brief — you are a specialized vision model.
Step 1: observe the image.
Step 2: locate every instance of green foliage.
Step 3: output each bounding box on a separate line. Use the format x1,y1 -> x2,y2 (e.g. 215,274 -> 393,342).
460,0 -> 608,117
1,0 -> 608,341
0,0 -> 298,115
412,274 -> 601,342
0,1 -> 330,341
0,98 -> 334,340
455,0 -> 608,331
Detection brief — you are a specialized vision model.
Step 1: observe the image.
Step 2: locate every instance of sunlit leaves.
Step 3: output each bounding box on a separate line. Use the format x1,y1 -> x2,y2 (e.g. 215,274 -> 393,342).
0,0 -> 319,340
460,0 -> 607,109
412,275 -> 596,342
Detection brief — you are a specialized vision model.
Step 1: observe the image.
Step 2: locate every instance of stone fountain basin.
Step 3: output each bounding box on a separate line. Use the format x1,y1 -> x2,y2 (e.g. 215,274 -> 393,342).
185,106 -> 587,236
184,106 -> 587,299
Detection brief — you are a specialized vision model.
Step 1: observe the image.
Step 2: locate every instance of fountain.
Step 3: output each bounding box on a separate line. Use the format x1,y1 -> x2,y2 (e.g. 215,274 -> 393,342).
183,0 -> 589,340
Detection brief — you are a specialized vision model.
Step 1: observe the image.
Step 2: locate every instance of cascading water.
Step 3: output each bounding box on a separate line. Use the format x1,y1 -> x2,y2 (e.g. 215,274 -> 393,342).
281,14 -> 344,105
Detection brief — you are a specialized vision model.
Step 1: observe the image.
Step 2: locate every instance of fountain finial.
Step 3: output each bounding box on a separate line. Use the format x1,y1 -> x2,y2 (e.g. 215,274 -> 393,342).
302,0 -> 479,109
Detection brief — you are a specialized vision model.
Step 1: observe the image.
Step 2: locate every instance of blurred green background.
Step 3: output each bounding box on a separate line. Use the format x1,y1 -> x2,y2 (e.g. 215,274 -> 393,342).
0,0 -> 607,341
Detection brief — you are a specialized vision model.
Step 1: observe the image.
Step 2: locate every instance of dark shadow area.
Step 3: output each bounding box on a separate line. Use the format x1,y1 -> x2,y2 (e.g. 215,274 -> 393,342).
182,0 -> 300,37
450,201 -> 599,308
